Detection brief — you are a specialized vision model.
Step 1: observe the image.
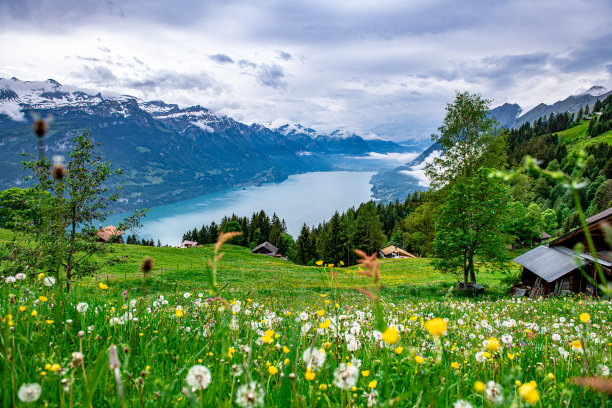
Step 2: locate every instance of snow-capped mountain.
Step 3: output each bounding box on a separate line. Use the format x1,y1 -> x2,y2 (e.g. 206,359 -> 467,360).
0,78 -> 414,210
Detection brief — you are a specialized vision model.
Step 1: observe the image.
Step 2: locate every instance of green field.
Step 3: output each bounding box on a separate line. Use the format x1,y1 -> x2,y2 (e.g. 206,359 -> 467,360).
558,120 -> 612,149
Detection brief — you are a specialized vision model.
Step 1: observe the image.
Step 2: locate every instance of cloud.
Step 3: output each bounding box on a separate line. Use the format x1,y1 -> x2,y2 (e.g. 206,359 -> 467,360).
276,50 -> 292,61
79,65 -> 117,84
210,54 -> 234,64
399,150 -> 442,188
256,64 -> 286,89
0,101 -> 25,121
127,70 -> 217,92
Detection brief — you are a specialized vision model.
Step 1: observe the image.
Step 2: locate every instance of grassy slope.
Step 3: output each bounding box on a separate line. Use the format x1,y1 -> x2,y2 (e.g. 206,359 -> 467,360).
1,228 -> 513,299
558,119 -> 612,149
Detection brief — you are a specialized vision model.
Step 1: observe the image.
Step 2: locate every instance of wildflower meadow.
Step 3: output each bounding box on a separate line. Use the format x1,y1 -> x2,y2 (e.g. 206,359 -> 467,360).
1,240 -> 611,408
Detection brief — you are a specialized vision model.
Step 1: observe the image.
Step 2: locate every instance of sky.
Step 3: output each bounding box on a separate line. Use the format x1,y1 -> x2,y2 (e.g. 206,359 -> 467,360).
1,0 -> 611,141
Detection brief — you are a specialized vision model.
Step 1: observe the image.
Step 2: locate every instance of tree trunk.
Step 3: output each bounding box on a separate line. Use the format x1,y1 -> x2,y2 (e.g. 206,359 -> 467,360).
468,250 -> 476,283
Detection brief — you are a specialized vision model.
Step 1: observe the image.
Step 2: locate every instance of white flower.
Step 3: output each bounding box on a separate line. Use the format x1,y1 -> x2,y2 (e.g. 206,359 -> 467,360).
333,363 -> 359,390
501,334 -> 513,344
600,365 -> 610,376
301,323 -> 312,334
475,351 -> 487,362
43,276 -> 56,287
183,292 -> 191,299
5,276 -> 16,284
363,389 -> 378,407
18,383 -> 42,403
235,382 -> 265,408
186,365 -> 211,391
552,333 -> 561,342
453,400 -> 473,408
485,381 -> 503,405
15,273 -> 26,280
303,347 -> 326,371
76,302 -> 89,313
299,312 -> 309,321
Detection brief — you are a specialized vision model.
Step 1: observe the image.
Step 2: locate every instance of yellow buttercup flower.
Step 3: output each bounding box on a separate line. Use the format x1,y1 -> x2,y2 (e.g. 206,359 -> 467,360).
414,355 -> 425,364
519,382 -> 539,405
474,381 -> 485,393
284,359 -> 290,366
507,353 -> 515,360
579,313 -> 591,323
283,346 -> 290,353
572,340 -> 582,349
425,318 -> 447,337
361,370 -> 370,377
316,310 -> 325,317
268,366 -> 278,375
39,296 -> 48,302
175,309 -> 183,317
45,320 -> 54,324
98,282 -> 108,290
31,310 -> 38,317
487,337 -> 500,351
368,380 -> 377,389
382,326 -> 400,344
394,346 -> 403,354
319,384 -> 327,391
316,260 -> 323,266
37,273 -> 45,279
305,368 -> 316,380
319,319 -> 330,329
451,362 -> 460,369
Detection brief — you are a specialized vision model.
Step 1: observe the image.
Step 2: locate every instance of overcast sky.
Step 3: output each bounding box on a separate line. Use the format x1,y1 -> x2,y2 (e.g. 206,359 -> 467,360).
1,0 -> 611,141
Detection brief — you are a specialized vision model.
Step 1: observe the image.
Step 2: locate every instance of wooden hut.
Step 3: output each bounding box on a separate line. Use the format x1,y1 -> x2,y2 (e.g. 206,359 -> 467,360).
379,245 -> 417,258
513,207 -> 612,297
251,242 -> 279,257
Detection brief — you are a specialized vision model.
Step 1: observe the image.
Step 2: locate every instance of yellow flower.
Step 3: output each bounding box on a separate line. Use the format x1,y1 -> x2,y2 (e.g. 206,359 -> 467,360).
319,319 -> 330,329
175,309 -> 183,317
316,260 -> 323,266
50,364 -> 61,372
339,261 -> 344,266
316,310 -> 325,317
146,365 -> 151,371
515,380 -> 521,387
425,318 -> 447,337
382,326 -> 400,344
283,346 -> 290,354
519,382 -> 540,405
45,320 -> 54,325
474,381 -> 485,393
486,337 -> 500,352
394,347 -> 404,354
37,273 -> 45,279
228,347 -> 235,358
361,370 -> 370,377
284,359 -> 290,366
483,352 -> 491,359
451,362 -> 460,369
572,340 -> 582,349
31,310 -> 38,317
305,368 -> 316,380
19,306 -> 26,312
324,342 -> 332,349
40,371 -> 47,376
507,353 -> 515,360
268,366 -> 279,375
39,296 -> 48,302
579,313 -> 591,323
368,380 -> 377,389
547,373 -> 555,380
414,355 -> 425,364
319,384 -> 327,391
98,282 -> 108,290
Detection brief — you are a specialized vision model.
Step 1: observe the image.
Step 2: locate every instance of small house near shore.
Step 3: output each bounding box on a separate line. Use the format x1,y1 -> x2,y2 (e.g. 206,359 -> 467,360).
180,240 -> 200,248
379,245 -> 417,259
96,225 -> 124,243
251,242 -> 279,257
513,207 -> 612,297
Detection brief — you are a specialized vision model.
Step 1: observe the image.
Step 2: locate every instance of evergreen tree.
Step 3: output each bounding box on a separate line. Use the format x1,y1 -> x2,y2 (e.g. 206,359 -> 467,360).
354,202 -> 386,256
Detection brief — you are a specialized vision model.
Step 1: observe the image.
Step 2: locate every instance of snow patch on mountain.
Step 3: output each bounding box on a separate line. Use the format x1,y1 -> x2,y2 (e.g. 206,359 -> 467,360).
191,120 -> 215,132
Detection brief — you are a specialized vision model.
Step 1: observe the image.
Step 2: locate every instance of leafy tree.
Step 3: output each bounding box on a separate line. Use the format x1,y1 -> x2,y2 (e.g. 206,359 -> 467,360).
432,169 -> 512,284
427,92 -> 510,285
523,203 -> 544,246
19,130 -> 146,292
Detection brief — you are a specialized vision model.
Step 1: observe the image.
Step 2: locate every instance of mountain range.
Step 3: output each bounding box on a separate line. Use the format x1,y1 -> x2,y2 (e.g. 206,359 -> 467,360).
370,86 -> 612,202
0,78 -> 417,210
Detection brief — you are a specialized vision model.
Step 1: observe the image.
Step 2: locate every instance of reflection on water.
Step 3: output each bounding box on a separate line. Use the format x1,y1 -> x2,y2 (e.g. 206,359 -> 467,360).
106,171 -> 375,245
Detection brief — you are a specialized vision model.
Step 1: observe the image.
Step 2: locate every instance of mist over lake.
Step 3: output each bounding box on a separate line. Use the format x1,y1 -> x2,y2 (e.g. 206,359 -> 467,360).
107,171 -> 375,246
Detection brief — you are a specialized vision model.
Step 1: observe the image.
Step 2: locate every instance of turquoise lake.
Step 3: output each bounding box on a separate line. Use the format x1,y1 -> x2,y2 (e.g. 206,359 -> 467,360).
106,171 -> 375,245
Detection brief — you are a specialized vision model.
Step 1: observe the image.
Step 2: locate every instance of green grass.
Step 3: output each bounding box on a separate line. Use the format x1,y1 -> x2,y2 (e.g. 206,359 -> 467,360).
557,120 -> 612,149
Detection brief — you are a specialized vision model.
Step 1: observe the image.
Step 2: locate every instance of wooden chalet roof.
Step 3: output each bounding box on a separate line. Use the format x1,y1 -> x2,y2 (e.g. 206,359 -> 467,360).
380,245 -> 417,258
251,242 -> 279,255
550,206 -> 612,248
96,225 -> 123,242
